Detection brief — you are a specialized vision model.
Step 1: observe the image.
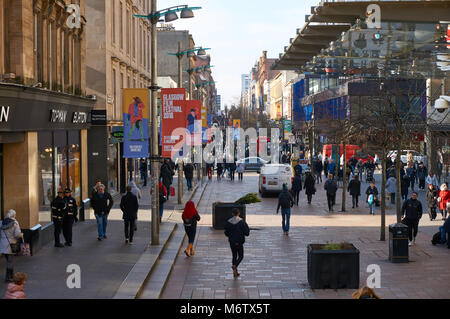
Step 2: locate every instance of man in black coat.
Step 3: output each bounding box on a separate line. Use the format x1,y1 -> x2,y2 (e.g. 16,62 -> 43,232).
324,174 -> 338,212
225,208 -> 250,278
426,183 -> 438,221
91,184 -> 114,241
304,171 -> 316,204
277,184 -> 294,235
291,173 -> 302,206
120,185 -> 139,244
183,162 -> 194,191
314,159 -> 323,184
51,190 -> 66,248
401,192 -> 423,246
347,175 -> 361,208
62,188 -> 78,247
160,159 -> 173,199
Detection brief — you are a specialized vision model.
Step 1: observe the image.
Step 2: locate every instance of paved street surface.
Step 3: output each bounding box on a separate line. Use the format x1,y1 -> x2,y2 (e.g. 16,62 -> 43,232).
0,177 -> 198,299
162,172 -> 450,299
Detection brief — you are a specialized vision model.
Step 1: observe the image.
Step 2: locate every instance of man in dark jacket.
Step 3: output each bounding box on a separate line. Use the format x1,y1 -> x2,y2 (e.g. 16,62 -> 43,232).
304,171 -> 316,204
277,184 -> 294,235
229,161 -> 237,181
292,173 -> 302,206
314,159 -> 323,184
120,185 -> 139,244
140,159 -> 148,186
401,174 -> 410,201
51,190 -> 66,248
426,183 -> 438,221
347,175 -> 361,209
91,184 -> 114,241
224,208 -> 250,278
160,159 -> 173,199
324,174 -> 337,212
417,163 -> 427,190
365,181 -> 379,215
183,162 -> 194,191
401,192 -> 423,246
62,188 -> 78,247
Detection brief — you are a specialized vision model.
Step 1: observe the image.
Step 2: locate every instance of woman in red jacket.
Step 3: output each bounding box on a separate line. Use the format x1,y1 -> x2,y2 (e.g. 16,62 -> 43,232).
182,201 -> 200,257
438,183 -> 450,220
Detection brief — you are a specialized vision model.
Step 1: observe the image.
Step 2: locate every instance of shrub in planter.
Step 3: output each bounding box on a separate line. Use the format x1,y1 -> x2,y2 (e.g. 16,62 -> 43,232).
307,243 -> 360,289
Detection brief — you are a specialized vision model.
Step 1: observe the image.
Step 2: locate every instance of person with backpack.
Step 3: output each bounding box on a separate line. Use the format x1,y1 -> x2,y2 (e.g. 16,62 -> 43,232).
277,184 -> 294,235
426,183 -> 439,221
401,192 -> 423,246
291,173 -> 302,206
182,201 -> 201,257
347,175 -> 361,209
120,185 -> 139,245
304,170 -> 316,204
365,181 -> 379,215
324,174 -> 337,212
224,208 -> 250,278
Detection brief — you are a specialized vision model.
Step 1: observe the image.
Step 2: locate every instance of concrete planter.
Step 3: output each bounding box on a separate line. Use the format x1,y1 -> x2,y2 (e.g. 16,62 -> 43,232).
212,203 -> 246,230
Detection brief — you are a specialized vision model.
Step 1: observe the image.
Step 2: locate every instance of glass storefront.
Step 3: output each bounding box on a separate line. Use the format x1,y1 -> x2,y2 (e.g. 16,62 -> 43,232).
38,130 -> 82,225
108,142 -> 119,195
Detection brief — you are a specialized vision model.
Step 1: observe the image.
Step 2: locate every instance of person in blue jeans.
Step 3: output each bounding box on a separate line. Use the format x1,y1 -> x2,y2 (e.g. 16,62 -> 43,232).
91,184 -> 114,241
365,181 -> 378,215
277,184 -> 294,236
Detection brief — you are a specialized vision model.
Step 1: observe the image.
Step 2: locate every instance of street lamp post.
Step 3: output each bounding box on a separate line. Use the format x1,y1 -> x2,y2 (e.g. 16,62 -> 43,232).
135,1 -> 201,245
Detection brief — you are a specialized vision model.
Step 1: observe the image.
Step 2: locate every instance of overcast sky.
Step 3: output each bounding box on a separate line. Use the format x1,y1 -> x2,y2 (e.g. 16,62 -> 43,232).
160,0 -> 318,108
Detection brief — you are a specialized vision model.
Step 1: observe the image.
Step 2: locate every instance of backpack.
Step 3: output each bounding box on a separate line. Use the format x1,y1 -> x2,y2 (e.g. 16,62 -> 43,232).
431,231 -> 442,245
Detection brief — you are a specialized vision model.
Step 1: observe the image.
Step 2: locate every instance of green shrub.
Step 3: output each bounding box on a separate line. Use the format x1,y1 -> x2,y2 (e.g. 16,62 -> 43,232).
234,193 -> 261,205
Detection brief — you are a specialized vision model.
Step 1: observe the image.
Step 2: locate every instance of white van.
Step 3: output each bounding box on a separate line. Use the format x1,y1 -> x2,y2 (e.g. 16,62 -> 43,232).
258,164 -> 293,197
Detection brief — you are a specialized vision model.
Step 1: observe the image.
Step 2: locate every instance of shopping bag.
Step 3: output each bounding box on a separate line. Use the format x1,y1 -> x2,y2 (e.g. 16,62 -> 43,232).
21,243 -> 31,256
170,187 -> 175,197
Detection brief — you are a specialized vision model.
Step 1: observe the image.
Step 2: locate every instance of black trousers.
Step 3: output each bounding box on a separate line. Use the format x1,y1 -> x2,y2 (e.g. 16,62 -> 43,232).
293,189 -> 301,205
307,194 -> 313,203
429,207 -> 437,220
238,173 -> 243,181
419,179 -> 425,189
403,219 -> 419,241
53,218 -> 63,245
327,194 -> 336,210
62,216 -> 74,244
124,219 -> 136,242
316,172 -> 322,183
352,195 -> 359,207
230,242 -> 244,268
184,224 -> 197,244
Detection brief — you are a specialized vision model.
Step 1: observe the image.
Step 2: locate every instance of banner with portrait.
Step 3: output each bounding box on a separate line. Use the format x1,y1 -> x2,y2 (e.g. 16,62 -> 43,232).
122,89 -> 149,158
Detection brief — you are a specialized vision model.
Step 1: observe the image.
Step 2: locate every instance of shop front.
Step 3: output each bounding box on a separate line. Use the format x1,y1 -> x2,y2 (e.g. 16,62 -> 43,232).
0,83 -> 95,252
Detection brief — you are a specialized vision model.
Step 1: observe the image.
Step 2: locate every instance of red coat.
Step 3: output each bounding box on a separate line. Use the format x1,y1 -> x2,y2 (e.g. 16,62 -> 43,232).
127,101 -> 144,127
439,190 -> 450,210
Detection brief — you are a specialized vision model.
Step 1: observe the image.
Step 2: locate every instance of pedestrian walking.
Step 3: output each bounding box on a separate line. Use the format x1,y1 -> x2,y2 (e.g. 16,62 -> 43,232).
217,162 -> 223,181
160,159 -> 174,200
182,201 -> 201,257
229,161 -> 237,181
385,174 -> 397,205
224,208 -> 250,278
323,157 -> 329,177
206,162 -> 213,180
120,185 -> 139,244
140,159 -> 148,186
237,162 -> 244,181
365,181 -> 379,215
356,160 -> 364,182
315,158 -> 323,183
438,183 -> 450,220
401,192 -> 423,246
62,188 -> 78,247
4,272 -> 27,299
0,210 -> 23,282
349,155 -> 358,174
417,162 -> 427,190
91,184 -> 114,241
294,162 -> 303,177
51,190 -> 66,247
292,173 -> 302,206
277,184 -> 294,235
348,175 -> 361,209
426,172 -> 439,190
328,160 -> 336,179
401,174 -> 410,201
183,162 -> 194,191
426,183 -> 439,221
129,180 -> 142,204
304,171 -> 316,204
406,163 -> 416,191
324,174 -> 337,212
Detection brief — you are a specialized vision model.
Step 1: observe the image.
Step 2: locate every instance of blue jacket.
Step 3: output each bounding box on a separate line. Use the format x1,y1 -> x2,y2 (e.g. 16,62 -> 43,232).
328,163 -> 336,175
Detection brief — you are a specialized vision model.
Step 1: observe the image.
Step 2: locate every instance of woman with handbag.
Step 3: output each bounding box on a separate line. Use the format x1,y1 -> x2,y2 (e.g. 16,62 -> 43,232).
0,210 -> 24,282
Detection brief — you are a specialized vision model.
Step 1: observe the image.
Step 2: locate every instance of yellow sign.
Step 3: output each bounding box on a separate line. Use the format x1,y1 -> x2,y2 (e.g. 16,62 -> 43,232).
233,119 -> 241,130
201,104 -> 207,128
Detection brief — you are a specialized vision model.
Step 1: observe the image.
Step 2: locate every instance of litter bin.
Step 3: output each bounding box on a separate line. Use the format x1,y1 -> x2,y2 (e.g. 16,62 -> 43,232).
79,198 -> 91,221
389,223 -> 409,263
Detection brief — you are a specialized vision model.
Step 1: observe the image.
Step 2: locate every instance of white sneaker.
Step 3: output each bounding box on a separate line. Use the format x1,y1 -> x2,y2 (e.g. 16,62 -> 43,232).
408,241 -> 412,246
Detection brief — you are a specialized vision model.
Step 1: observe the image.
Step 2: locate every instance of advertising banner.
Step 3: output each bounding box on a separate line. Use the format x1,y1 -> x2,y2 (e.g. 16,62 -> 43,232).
122,89 -> 149,158
185,100 -> 202,146
284,119 -> 292,141
201,104 -> 208,143
161,88 -> 186,158
233,119 -> 241,140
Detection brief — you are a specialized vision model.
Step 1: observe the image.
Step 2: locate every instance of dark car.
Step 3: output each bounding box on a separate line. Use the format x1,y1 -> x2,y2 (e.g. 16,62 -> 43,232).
236,157 -> 269,173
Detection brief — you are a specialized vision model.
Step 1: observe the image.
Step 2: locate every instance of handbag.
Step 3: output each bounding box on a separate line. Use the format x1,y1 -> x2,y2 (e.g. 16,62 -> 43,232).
21,243 -> 31,256
2,229 -> 21,254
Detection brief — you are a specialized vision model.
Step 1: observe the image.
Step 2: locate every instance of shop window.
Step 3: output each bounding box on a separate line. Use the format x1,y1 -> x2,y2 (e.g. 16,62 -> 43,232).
108,143 -> 119,195
68,131 -> 81,205
54,130 -> 68,194
38,131 -> 53,225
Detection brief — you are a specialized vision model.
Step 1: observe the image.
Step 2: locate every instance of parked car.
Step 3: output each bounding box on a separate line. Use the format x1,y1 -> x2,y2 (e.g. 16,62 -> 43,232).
258,164 -> 293,197
236,157 -> 269,173
387,150 -> 427,164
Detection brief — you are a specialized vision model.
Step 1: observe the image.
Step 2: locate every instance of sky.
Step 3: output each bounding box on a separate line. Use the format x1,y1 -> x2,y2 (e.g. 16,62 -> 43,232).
160,0 -> 319,108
